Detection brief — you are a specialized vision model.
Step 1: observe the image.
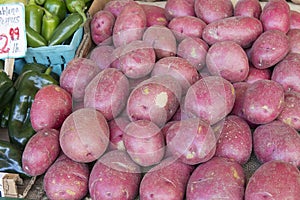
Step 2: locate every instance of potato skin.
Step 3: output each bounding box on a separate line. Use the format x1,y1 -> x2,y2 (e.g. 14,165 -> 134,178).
123,120 -> 165,167
260,0 -> 290,34
166,117 -> 216,165
108,116 -> 130,151
186,157 -> 245,200
206,41 -> 249,83
231,81 -> 250,119
250,30 -> 290,69
244,64 -> 271,84
194,0 -> 233,24
139,157 -> 194,200
277,91 -> 300,131
177,37 -> 208,71
112,1 -> 146,47
213,115 -> 252,164
151,56 -> 200,94
184,76 -> 236,125
202,16 -> 263,48
126,75 -> 182,127
22,128 -> 60,176
111,40 -> 156,79
234,0 -> 262,19
271,53 -> 300,92
253,120 -> 300,167
245,160 -> 300,200
242,79 -> 284,125
287,29 -> 300,54
164,0 -> 195,20
60,108 -> 110,163
89,45 -> 114,70
103,0 -> 133,17
30,85 -> 72,131
168,16 -> 206,42
43,154 -> 89,200
90,10 -> 115,45
141,4 -> 168,27
59,57 -> 100,102
143,25 -> 177,59
89,150 -> 141,200
290,10 -> 300,30
84,68 -> 130,120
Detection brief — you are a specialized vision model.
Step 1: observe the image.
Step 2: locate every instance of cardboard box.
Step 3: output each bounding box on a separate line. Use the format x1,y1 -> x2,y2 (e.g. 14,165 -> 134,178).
0,173 -> 23,198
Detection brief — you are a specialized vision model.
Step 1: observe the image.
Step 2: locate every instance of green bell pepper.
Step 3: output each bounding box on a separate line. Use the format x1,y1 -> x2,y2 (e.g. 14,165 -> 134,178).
44,0 -> 67,22
8,67 -> 58,149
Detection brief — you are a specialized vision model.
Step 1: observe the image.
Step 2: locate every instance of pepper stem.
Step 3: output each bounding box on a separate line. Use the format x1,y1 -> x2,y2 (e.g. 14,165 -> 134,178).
74,5 -> 87,23
44,67 -> 53,75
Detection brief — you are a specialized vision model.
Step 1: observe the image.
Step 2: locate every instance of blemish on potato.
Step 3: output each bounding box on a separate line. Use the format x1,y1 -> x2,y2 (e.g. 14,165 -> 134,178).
283,117 -> 292,125
142,86 -> 150,95
66,189 -> 76,195
231,167 -> 240,179
155,92 -> 168,108
54,86 -> 61,92
186,151 -> 195,159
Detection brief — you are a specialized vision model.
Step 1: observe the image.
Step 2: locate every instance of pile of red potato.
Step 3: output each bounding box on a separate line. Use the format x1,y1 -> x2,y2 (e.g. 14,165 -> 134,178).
21,0 -> 300,199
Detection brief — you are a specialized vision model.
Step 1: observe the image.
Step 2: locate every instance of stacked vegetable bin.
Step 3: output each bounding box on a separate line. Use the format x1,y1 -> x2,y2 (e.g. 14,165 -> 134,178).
1,0 -> 300,199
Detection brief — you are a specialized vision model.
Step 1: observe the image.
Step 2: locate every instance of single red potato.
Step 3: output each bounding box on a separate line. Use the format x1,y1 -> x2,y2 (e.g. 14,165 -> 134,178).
89,150 -> 141,200
253,120 -> 300,167
231,81 -> 250,119
59,108 -> 110,163
89,45 -> 114,70
164,0 -> 195,20
43,154 -> 89,200
30,85 -> 72,131
123,120 -> 165,167
103,0 -> 133,17
242,79 -> 284,125
108,116 -> 130,151
166,117 -> 217,165
141,4 -> 168,27
186,157 -> 245,200
194,0 -> 233,24
245,160 -> 300,200
213,115 -> 252,164
234,0 -> 262,19
22,128 -> 60,176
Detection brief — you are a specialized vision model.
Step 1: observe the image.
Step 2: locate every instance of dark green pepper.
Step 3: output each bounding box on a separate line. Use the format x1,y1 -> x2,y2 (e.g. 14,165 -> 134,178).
44,0 -> 67,22
65,0 -> 86,22
26,24 -> 47,48
0,140 -> 28,177
0,70 -> 15,112
41,9 -> 60,42
48,12 -> 84,46
35,0 -> 46,6
25,0 -> 44,33
19,63 -> 60,83
0,104 -> 10,128
8,67 -> 58,149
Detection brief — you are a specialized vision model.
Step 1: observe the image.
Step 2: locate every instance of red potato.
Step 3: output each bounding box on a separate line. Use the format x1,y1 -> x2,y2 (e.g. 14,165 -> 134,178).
260,0 -> 290,34
167,16 -> 206,42
213,115 -> 252,164
139,157 -> 194,200
177,37 -> 209,71
141,4 -> 168,27
164,0 -> 195,20
184,76 -> 236,125
186,157 -> 245,200
151,56 -> 200,95
43,154 -> 89,200
206,41 -> 249,83
166,117 -> 217,165
126,75 -> 182,127
123,120 -> 165,167
143,25 -> 177,59
244,64 -> 271,84
277,91 -> 300,131
250,30 -> 290,69
271,53 -> 300,92
108,116 -> 130,151
290,10 -> 300,29
90,10 -> 115,45
59,57 -> 100,102
30,85 -> 72,132
128,74 -> 151,92
22,128 -> 60,176
59,108 -> 110,163
253,120 -> 300,167
89,45 -> 114,70
84,68 -> 130,120
89,150 -> 141,200
245,160 -> 300,200
202,16 -> 263,48
111,40 -> 156,79
287,29 -> 300,54
231,81 -> 250,119
234,0 -> 262,19
242,79 -> 284,125
194,0 -> 233,24
112,2 -> 146,47
103,0 -> 133,17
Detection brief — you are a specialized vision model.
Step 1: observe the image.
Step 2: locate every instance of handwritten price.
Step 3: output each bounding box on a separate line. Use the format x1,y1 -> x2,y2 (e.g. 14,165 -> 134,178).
0,27 -> 20,54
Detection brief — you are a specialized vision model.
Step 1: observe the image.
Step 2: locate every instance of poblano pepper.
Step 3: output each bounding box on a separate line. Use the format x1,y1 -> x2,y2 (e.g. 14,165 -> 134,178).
8,67 -> 58,149
0,70 -> 15,112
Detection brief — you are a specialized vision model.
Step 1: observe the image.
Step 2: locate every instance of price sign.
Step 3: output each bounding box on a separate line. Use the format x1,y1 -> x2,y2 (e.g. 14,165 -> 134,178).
0,3 -> 26,59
